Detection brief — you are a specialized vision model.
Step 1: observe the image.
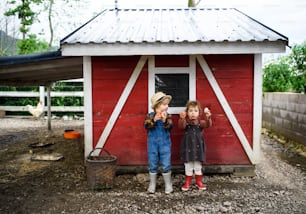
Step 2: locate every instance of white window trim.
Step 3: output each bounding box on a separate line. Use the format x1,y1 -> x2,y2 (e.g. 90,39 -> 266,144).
148,55 -> 196,114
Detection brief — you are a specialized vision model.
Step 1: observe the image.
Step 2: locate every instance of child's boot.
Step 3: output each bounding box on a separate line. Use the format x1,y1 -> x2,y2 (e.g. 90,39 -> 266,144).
181,175 -> 192,191
195,174 -> 206,190
162,172 -> 173,194
147,172 -> 157,193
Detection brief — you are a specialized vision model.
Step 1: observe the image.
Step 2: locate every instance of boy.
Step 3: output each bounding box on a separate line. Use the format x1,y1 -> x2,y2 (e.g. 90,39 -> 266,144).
144,92 -> 174,194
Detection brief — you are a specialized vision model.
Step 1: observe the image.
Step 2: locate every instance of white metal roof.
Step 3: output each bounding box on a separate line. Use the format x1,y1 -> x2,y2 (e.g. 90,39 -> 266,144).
60,8 -> 288,56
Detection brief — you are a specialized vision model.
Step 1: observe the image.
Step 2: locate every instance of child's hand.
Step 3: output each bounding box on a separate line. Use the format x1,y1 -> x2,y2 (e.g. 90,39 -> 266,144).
179,111 -> 186,119
204,107 -> 211,119
160,111 -> 167,122
154,111 -> 166,122
154,111 -> 162,122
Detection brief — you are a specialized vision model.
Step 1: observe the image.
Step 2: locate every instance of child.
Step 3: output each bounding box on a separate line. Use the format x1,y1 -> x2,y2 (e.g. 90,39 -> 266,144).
144,92 -> 174,194
178,101 -> 212,191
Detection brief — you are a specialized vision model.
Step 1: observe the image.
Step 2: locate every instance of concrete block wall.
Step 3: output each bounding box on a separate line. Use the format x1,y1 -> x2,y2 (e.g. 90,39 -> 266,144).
262,92 -> 306,145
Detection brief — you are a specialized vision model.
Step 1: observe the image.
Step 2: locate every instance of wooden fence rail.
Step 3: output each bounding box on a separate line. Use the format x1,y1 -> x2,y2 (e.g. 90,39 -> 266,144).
0,91 -> 84,112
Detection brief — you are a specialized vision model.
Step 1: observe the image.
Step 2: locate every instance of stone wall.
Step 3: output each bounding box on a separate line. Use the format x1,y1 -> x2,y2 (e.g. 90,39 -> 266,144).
262,92 -> 306,145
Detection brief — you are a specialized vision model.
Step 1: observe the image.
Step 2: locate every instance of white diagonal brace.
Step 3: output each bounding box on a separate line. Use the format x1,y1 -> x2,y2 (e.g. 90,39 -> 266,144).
92,56 -> 148,155
196,55 -> 255,164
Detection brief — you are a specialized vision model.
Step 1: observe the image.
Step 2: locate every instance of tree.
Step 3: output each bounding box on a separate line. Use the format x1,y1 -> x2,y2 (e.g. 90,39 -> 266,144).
46,0 -> 55,49
5,0 -> 42,40
17,34 -> 48,54
37,0 -> 88,49
188,0 -> 201,7
289,42 -> 306,93
0,1 -> 20,56
4,0 -> 49,54
263,57 -> 292,92
263,41 -> 306,93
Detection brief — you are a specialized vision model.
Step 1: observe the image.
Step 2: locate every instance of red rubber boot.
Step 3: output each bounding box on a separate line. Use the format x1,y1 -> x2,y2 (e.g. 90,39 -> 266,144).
181,175 -> 192,191
195,175 -> 207,190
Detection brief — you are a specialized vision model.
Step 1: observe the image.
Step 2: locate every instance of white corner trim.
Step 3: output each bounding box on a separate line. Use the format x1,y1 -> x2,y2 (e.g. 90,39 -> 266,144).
196,55 -> 255,164
189,55 -> 196,101
83,56 -> 93,158
148,56 -> 155,113
252,54 -> 262,164
92,55 -> 148,155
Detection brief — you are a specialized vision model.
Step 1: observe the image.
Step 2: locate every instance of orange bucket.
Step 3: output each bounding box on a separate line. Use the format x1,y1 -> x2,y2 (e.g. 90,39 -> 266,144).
64,130 -> 81,139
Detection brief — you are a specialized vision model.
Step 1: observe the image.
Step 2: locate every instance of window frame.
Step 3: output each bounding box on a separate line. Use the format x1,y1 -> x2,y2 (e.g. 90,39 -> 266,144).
148,55 -> 196,114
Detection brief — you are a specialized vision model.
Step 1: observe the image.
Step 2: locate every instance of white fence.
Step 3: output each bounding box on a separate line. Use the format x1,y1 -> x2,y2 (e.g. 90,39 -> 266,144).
0,80 -> 84,113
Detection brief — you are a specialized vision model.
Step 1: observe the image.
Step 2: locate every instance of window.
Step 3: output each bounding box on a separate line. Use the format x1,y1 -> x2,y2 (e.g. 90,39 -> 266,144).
155,74 -> 189,107
148,56 -> 196,114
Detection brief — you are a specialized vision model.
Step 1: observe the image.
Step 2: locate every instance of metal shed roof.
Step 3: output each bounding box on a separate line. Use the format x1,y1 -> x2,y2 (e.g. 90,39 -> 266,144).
0,51 -> 82,86
61,8 -> 288,56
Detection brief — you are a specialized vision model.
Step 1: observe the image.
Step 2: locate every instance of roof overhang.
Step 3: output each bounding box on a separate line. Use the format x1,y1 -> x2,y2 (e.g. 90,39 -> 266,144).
61,40 -> 287,56
0,51 -> 83,86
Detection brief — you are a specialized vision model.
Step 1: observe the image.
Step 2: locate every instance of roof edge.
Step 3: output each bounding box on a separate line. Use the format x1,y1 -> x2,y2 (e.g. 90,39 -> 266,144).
0,50 -> 63,66
61,40 -> 288,56
234,8 -> 289,46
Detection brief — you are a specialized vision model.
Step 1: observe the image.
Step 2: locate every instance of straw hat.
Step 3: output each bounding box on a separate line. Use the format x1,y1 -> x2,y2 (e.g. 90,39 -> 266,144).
151,92 -> 172,109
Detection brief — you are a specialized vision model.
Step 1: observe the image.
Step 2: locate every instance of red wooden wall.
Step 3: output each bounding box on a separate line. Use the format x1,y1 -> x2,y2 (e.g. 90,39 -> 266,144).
91,54 -> 254,166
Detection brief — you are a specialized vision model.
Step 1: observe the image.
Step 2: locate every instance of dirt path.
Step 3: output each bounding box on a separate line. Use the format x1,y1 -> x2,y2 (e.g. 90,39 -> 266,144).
0,118 -> 305,213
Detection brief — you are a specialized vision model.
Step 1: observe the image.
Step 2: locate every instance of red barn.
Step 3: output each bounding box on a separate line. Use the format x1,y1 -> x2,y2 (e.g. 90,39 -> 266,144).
61,8 -> 288,174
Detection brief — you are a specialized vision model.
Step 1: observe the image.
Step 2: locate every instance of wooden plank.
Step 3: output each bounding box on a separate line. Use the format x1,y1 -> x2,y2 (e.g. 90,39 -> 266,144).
83,56 -> 93,158
61,41 -> 287,56
0,110 -> 5,118
252,54 -> 262,163
92,56 -> 148,155
0,91 -> 84,97
116,164 -> 255,176
0,106 -> 84,112
196,55 -> 255,164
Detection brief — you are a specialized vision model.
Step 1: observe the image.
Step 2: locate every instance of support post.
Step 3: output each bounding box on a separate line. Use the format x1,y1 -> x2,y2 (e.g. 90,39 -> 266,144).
46,83 -> 52,131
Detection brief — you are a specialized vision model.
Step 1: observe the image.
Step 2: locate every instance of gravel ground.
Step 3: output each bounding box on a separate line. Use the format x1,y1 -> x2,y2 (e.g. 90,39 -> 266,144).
0,117 -> 305,214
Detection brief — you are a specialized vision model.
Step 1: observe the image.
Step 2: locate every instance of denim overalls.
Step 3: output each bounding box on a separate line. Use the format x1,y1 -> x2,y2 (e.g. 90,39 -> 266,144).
144,112 -> 173,173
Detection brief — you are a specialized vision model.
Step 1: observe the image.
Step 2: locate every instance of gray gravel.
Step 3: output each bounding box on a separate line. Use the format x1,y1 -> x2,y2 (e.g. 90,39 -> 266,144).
59,124 -> 305,214
0,117 -> 305,213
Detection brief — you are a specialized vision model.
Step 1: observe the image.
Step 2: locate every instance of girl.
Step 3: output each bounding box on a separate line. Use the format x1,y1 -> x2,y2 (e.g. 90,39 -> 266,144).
144,92 -> 174,194
178,101 -> 212,191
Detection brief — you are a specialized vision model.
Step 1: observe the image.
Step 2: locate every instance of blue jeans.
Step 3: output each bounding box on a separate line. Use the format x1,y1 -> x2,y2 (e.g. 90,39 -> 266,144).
147,124 -> 172,173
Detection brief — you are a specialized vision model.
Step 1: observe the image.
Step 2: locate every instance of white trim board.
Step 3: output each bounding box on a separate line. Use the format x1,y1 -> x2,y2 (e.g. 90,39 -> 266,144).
83,56 -> 93,158
61,41 -> 287,56
252,54 -> 262,164
196,55 -> 256,164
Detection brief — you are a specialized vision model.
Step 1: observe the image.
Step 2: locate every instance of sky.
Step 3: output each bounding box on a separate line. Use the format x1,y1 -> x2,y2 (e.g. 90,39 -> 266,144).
1,0 -> 305,59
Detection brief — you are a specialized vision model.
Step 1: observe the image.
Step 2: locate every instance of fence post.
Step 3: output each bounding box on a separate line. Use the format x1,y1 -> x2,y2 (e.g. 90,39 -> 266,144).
39,86 -> 45,106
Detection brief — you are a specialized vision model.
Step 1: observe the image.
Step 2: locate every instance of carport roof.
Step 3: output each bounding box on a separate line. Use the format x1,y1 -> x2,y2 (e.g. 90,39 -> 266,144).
0,50 -> 82,86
